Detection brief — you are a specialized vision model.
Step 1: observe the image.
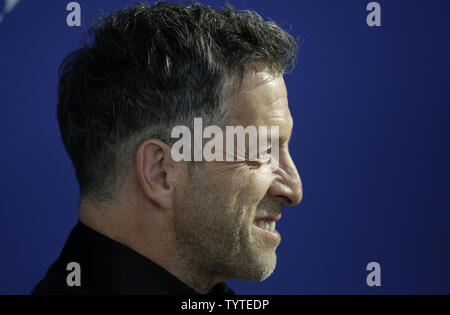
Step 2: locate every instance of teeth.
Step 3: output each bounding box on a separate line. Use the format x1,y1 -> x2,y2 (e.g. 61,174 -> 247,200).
270,221 -> 275,232
254,219 -> 276,232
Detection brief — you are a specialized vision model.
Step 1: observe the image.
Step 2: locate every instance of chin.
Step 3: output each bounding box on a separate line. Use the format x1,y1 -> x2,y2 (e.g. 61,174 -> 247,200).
236,250 -> 277,282
257,251 -> 278,281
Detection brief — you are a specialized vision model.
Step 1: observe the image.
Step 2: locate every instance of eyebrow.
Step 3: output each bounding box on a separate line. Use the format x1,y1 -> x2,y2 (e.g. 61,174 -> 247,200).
279,135 -> 291,146
280,124 -> 293,146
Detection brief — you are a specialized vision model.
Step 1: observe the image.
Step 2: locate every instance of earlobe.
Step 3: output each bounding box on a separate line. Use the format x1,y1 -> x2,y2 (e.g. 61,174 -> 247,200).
135,139 -> 174,209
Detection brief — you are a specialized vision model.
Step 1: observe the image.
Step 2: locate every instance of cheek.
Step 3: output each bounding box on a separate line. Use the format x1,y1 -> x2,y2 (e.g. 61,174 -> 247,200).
255,163 -> 275,188
205,163 -> 275,209
244,166 -> 274,204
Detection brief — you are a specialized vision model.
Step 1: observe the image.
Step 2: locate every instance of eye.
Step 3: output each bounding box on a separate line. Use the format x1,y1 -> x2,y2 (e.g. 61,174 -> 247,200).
245,154 -> 272,169
258,154 -> 272,165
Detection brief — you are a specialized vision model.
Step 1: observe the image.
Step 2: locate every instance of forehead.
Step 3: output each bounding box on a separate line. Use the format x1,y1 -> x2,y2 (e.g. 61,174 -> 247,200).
227,72 -> 293,132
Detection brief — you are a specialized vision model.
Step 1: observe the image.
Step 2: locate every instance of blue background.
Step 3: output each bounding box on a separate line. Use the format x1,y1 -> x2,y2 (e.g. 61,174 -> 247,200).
1,0 -> 449,294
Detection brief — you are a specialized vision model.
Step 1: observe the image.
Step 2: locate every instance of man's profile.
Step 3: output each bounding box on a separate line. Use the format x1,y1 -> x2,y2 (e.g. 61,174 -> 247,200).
32,1 -> 302,295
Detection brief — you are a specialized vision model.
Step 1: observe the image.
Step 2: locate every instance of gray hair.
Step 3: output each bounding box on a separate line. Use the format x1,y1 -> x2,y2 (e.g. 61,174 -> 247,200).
57,1 -> 298,203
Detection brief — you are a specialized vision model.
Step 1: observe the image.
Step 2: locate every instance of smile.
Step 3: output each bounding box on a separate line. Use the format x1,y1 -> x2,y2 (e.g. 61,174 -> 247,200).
253,219 -> 276,232
252,218 -> 281,243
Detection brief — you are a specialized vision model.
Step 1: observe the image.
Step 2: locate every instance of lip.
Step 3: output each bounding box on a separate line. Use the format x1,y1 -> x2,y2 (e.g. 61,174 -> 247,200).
252,215 -> 282,244
254,214 -> 282,222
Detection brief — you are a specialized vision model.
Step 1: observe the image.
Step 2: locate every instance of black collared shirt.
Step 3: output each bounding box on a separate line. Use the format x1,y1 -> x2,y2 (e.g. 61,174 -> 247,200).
32,221 -> 235,295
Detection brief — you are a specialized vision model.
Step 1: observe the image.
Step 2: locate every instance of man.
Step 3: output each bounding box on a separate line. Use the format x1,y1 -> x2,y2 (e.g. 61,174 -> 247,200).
32,1 -> 302,295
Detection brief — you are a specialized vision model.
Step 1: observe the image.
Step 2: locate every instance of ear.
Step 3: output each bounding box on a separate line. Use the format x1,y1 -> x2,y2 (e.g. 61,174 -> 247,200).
135,139 -> 175,209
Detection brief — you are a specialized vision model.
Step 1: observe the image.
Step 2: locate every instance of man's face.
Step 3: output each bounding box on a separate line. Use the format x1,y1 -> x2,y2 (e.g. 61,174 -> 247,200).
173,71 -> 302,282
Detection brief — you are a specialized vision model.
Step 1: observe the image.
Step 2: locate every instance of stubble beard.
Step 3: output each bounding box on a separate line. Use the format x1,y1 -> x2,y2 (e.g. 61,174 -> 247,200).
173,168 -> 278,286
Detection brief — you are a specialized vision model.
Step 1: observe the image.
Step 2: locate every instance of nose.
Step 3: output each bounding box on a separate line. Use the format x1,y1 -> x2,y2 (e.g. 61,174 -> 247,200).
267,153 -> 303,206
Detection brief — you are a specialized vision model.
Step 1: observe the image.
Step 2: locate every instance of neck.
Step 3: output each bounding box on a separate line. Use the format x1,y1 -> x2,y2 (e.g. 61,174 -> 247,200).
77,201 -> 225,293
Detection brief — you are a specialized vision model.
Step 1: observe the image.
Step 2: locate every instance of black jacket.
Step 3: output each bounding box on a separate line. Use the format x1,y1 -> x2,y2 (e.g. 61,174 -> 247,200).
32,221 -> 235,295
